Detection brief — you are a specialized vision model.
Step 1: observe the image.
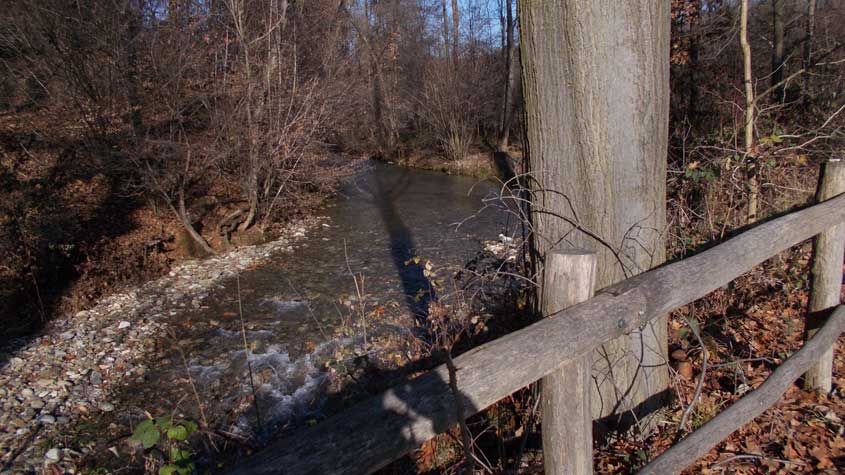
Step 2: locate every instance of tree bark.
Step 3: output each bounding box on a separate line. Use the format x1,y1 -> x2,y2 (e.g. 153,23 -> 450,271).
495,0 -> 516,152
176,188 -> 216,255
803,0 -> 817,96
519,0 -> 670,421
741,0 -> 759,223
804,160 -> 845,392
771,0 -> 785,101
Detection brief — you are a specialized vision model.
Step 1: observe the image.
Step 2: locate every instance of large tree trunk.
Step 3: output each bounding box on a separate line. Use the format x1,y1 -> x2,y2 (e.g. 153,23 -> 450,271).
771,0 -> 785,101
495,0 -> 516,152
519,0 -> 670,422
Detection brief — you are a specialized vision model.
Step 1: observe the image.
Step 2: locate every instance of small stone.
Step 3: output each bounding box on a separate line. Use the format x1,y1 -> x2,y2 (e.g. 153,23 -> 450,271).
30,399 -> 45,410
45,448 -> 60,461
38,415 -> 56,424
89,371 -> 102,385
99,402 -> 114,412
56,416 -> 70,424
117,321 -> 131,330
60,331 -> 75,340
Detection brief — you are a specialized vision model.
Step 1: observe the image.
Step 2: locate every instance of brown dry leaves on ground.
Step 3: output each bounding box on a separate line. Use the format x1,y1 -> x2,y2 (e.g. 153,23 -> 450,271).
595,250 -> 845,474
396,245 -> 845,475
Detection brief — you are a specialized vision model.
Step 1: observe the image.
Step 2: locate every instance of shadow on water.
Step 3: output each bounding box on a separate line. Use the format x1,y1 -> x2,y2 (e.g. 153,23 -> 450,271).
226,356 -> 480,475
370,168 -> 434,321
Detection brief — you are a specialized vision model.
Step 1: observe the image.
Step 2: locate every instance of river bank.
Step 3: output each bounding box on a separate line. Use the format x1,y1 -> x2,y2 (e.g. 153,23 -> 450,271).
1,162 -> 520,475
0,216 -> 326,474
388,149 -> 523,181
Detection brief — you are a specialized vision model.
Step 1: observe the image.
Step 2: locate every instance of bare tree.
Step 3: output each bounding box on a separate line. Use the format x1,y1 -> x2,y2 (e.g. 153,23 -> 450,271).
450,0 -> 460,65
803,0 -> 818,95
741,0 -> 759,223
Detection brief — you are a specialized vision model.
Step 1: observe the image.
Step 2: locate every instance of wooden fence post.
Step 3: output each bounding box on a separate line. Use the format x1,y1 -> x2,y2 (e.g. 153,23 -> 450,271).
541,250 -> 597,475
804,160 -> 845,392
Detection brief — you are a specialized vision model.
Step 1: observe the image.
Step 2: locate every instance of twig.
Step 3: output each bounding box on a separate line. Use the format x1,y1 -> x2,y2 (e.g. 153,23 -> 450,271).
176,346 -> 211,430
509,385 -> 541,475
677,310 -> 708,437
445,351 -> 475,475
236,273 -> 264,434
343,238 -> 367,346
712,453 -> 805,468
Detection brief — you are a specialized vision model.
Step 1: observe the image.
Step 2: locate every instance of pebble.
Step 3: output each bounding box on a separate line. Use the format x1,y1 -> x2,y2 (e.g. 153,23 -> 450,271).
38,415 -> 56,424
0,216 -> 323,473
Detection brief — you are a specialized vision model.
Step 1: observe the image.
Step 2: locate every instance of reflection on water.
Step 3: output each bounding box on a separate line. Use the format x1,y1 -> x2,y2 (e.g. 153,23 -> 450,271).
159,162 -> 511,434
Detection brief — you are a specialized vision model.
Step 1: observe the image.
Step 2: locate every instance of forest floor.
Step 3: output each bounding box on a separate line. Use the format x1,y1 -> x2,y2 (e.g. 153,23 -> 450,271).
603,248 -> 845,475
381,244 -> 845,475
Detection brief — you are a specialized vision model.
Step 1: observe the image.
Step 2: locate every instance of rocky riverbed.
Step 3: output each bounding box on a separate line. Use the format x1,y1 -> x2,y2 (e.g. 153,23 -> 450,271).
0,217 -> 325,474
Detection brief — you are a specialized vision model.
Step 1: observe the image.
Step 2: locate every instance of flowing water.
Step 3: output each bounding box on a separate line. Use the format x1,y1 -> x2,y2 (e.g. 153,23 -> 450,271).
148,162 -> 513,436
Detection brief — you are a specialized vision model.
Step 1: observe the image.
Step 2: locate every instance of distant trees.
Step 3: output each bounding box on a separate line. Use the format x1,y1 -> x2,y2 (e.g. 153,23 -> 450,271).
0,0 -> 522,260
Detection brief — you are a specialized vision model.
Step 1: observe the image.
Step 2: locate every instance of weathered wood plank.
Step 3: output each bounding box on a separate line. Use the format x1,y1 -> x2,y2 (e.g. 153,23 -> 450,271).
226,193 -> 845,475
540,250 -> 596,475
637,305 -> 845,475
804,160 -> 845,391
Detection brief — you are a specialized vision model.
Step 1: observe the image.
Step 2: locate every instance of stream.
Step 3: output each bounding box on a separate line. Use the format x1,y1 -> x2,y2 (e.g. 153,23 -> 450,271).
136,161 -> 514,438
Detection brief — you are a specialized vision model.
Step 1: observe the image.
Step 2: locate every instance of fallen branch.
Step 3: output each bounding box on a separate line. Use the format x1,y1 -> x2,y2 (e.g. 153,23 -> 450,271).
638,305 -> 845,475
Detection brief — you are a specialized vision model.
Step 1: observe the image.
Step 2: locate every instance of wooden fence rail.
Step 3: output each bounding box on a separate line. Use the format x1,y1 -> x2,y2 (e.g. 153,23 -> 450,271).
639,305 -> 845,474
228,191 -> 845,475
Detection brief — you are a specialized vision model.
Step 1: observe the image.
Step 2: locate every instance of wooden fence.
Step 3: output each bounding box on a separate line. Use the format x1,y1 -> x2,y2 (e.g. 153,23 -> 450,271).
228,162 -> 845,475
